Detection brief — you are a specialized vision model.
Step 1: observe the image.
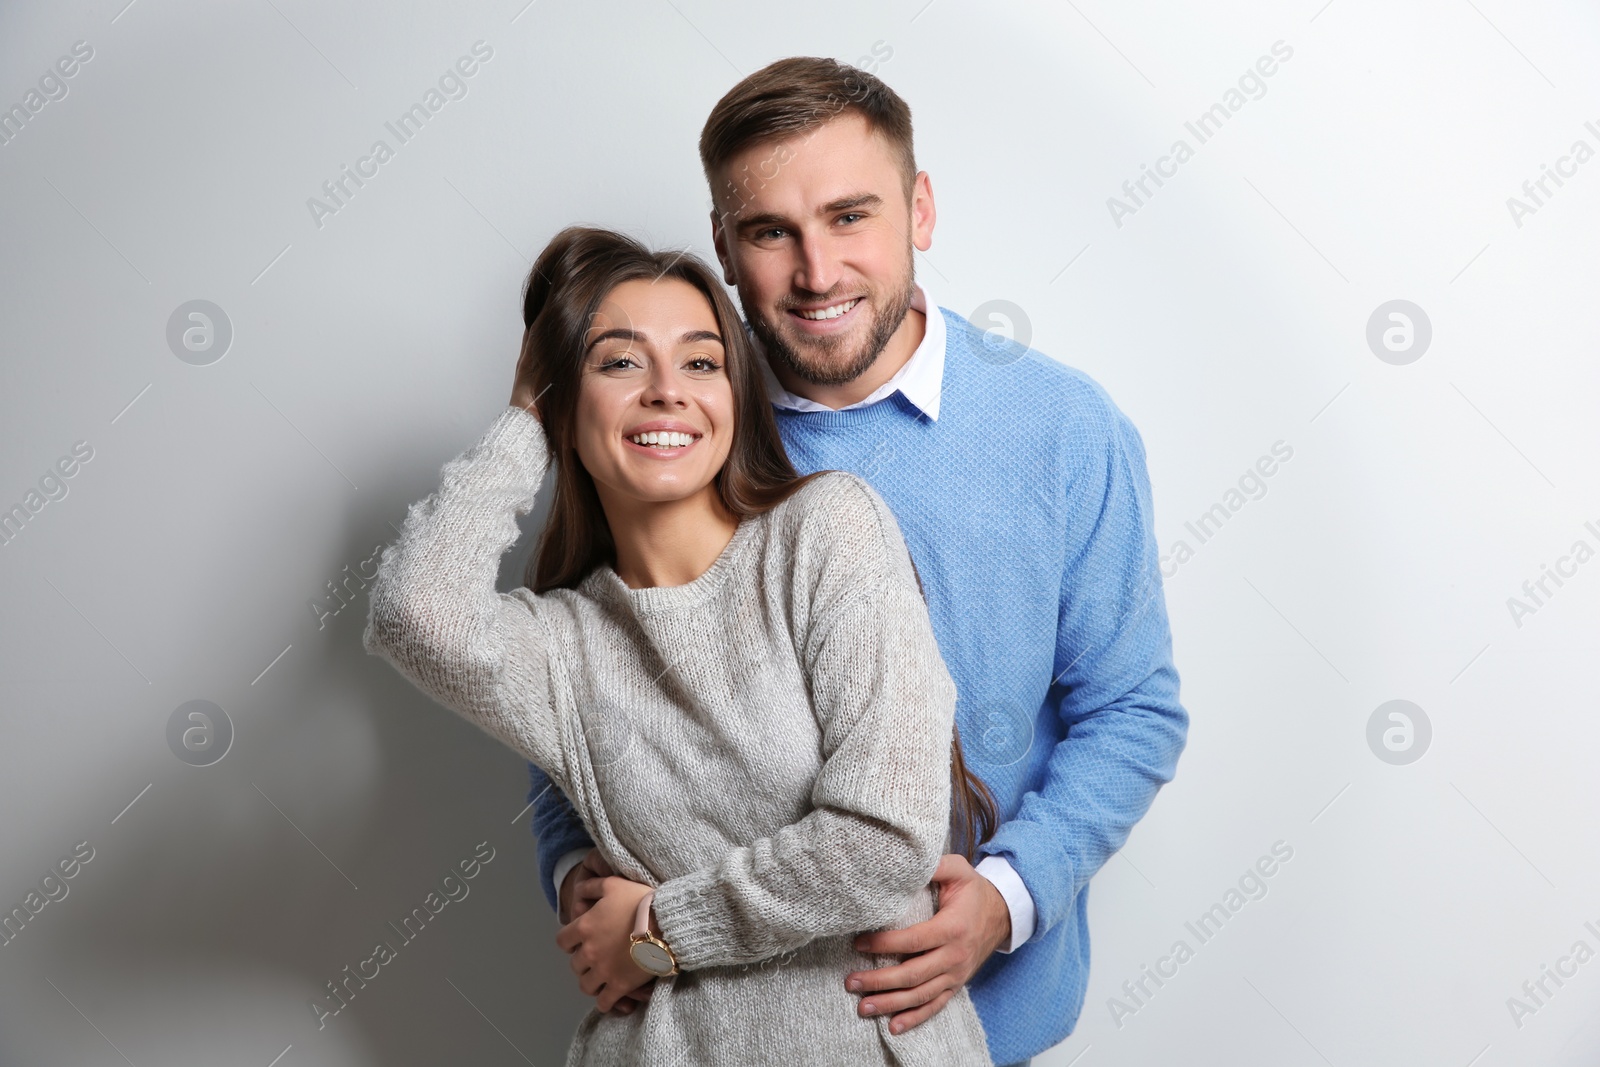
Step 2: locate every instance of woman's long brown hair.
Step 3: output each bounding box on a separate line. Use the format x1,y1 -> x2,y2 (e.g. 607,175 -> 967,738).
516,225 -> 997,861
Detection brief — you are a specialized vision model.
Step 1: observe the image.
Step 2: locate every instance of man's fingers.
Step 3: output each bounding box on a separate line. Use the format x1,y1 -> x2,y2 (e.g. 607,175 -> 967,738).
885,987 -> 957,1035
846,945 -> 954,995
575,875 -> 609,901
594,983 -> 616,1013
859,973 -> 953,1020
854,912 -> 952,956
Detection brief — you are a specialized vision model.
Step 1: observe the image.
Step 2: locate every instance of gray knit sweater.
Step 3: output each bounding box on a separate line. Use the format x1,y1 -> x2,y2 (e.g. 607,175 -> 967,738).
362,406 -> 993,1066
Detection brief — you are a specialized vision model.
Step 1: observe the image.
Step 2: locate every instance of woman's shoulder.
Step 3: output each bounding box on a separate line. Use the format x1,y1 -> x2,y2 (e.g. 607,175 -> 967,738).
771,470 -> 913,586
777,469 -> 891,534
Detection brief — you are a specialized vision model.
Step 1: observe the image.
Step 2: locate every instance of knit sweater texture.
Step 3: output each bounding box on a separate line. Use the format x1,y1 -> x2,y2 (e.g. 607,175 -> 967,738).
531,307 -> 1189,1064
363,404 -> 994,1067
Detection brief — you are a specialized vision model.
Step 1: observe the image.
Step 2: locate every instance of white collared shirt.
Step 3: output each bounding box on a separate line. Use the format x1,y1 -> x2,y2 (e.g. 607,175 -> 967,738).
555,280 -> 1039,954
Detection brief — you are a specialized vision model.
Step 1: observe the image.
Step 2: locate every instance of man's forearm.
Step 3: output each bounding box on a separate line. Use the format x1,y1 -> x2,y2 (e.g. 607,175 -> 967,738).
528,762 -> 596,912
551,847 -> 590,922
974,855 -> 1034,952
977,680 -> 1187,937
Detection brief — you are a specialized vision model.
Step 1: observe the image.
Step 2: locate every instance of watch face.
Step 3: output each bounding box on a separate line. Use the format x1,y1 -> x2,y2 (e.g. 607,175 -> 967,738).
631,940 -> 675,976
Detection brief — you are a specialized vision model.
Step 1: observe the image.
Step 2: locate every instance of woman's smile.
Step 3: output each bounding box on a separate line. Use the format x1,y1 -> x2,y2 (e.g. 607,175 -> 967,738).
622,421 -> 705,458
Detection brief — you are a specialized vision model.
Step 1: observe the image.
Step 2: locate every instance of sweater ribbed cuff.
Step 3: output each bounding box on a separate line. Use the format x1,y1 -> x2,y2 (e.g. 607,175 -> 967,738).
648,868 -> 731,973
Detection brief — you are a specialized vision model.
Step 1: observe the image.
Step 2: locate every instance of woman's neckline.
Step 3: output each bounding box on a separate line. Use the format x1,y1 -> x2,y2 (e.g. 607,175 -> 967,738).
586,512 -> 761,613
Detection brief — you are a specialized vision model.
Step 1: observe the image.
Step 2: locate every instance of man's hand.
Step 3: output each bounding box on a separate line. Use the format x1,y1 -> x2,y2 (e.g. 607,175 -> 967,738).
555,874 -> 659,1013
844,854 -> 1012,1035
559,848 -> 614,924
558,851 -> 656,1015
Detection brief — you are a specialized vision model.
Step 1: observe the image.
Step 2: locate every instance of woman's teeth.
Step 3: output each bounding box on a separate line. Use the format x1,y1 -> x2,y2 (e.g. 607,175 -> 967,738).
796,298 -> 861,321
628,431 -> 695,448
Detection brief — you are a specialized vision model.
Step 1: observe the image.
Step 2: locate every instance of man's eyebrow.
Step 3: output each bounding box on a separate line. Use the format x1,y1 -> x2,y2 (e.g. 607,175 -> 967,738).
734,211 -> 789,234
732,193 -> 884,235
822,193 -> 881,213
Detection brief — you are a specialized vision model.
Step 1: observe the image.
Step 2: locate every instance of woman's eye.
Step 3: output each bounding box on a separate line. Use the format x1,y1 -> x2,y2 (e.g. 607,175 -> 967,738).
598,355 -> 639,371
688,357 -> 722,372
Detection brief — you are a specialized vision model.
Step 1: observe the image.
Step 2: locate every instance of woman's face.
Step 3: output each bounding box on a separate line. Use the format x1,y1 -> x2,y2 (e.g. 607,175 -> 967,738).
574,277 -> 736,509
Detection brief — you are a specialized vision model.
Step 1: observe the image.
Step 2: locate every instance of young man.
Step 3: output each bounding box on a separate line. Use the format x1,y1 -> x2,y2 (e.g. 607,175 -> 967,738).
530,57 -> 1188,1066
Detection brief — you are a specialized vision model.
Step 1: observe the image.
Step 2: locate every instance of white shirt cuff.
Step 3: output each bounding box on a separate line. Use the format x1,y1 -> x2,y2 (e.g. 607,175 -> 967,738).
975,855 -> 1036,953
552,848 -> 589,923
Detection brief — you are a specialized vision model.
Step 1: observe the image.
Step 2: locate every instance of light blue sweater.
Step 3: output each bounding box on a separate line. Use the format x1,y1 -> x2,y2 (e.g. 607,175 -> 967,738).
528,308 -> 1188,1064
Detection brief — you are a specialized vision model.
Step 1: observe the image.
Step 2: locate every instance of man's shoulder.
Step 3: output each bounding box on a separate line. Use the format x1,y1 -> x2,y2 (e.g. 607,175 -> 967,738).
935,305 -> 1131,447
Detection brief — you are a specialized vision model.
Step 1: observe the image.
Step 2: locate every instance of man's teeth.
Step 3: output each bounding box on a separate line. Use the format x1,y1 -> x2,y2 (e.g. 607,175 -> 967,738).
796,298 -> 861,321
628,431 -> 696,447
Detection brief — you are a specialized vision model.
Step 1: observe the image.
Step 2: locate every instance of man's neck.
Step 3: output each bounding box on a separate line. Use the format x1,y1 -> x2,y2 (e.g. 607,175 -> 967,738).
771,305 -> 926,410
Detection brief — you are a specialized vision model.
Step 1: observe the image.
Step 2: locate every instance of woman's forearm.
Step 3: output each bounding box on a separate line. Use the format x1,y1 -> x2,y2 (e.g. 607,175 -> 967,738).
363,406 -> 567,776
650,477 -> 958,971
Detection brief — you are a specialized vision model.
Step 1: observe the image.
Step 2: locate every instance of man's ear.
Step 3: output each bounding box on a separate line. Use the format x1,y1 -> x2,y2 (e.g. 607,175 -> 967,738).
709,206 -> 737,286
910,170 -> 936,253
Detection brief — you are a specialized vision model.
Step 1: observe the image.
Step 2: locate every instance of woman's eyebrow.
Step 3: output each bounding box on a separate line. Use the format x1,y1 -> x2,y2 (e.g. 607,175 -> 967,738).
586,327 -> 644,351
681,330 -> 723,345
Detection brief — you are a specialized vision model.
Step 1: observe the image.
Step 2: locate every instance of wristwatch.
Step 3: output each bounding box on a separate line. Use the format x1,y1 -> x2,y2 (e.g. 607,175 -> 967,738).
629,890 -> 679,977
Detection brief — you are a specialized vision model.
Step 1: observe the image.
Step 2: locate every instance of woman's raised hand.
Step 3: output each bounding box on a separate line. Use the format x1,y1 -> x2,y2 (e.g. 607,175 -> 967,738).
510,334 -> 541,417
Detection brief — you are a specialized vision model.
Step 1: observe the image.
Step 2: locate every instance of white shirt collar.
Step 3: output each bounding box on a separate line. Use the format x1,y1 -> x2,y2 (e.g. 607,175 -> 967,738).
758,280 -> 944,421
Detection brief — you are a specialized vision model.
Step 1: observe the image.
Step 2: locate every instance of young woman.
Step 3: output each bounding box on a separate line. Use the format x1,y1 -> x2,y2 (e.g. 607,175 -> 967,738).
363,227 -> 997,1066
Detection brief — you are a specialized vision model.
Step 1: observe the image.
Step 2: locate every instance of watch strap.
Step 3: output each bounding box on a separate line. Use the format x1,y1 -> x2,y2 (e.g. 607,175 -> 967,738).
632,889 -> 656,940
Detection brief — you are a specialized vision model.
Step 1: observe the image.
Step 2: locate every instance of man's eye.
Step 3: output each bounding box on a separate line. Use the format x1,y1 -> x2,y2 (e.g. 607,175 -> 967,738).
839,213 -> 864,224
757,227 -> 786,240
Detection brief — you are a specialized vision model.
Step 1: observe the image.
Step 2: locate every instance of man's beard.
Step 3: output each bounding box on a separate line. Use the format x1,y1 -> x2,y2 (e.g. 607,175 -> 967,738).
744,265 -> 917,389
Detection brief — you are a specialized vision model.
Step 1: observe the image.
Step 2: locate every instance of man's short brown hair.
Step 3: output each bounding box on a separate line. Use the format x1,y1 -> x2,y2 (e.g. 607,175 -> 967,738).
699,56 -> 916,212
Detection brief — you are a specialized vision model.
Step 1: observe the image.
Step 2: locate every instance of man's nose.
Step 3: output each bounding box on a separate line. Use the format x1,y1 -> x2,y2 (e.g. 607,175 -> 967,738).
795,237 -> 842,297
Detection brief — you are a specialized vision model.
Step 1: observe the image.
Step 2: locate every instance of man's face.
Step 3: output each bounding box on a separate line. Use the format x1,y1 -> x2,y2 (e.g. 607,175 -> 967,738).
710,112 -> 935,387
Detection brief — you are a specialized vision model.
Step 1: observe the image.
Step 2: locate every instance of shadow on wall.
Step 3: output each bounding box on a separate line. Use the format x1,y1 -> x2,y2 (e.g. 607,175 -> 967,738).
23,424 -> 592,1066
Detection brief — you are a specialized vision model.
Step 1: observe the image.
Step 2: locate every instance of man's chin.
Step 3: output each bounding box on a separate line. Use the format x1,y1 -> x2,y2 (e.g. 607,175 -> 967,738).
777,348 -> 878,387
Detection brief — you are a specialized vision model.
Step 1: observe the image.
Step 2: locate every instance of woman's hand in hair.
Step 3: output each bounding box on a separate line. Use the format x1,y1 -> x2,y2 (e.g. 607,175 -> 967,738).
509,333 -> 542,418
555,875 -> 658,1012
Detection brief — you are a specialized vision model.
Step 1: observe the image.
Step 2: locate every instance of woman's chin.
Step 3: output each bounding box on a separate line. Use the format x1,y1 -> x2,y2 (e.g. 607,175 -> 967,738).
619,476 -> 713,506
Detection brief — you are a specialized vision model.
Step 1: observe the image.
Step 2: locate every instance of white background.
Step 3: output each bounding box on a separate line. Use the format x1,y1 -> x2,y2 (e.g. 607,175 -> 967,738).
2,1 -> 1598,1064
